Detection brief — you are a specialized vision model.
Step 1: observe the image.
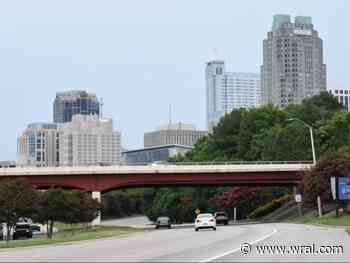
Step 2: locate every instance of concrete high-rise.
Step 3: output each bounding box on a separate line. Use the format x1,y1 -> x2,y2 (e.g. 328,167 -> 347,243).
59,115 -> 121,166
53,90 -> 100,123
144,123 -> 207,147
18,116 -> 122,167
261,14 -> 327,108
206,59 -> 261,130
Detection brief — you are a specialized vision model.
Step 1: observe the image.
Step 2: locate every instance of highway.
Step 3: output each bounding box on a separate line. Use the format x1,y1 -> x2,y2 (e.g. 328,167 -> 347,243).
0,223 -> 349,262
101,216 -> 152,228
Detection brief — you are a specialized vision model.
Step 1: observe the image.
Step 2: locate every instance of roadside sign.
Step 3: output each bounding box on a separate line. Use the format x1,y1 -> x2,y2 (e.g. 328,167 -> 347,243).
295,194 -> 302,203
195,208 -> 201,214
338,177 -> 350,200
330,176 -> 350,201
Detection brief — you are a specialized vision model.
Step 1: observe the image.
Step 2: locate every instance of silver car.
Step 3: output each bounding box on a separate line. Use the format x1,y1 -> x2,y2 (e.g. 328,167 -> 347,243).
155,217 -> 171,229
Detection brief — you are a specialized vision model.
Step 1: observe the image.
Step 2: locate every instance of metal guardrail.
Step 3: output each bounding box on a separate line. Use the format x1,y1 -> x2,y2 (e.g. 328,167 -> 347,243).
3,161 -> 314,170
128,161 -> 314,166
170,161 -> 313,165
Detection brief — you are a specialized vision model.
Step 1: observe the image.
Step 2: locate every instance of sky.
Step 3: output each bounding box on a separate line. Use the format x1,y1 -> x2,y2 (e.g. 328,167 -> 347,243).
0,0 -> 349,160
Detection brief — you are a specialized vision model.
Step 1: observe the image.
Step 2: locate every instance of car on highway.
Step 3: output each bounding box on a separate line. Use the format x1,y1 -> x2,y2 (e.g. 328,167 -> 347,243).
195,213 -> 216,231
13,222 -> 33,240
155,216 -> 171,229
214,211 -> 229,225
30,224 -> 42,235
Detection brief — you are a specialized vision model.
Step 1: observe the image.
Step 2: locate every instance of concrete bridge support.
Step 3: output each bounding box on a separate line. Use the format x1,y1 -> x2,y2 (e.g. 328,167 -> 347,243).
91,191 -> 101,226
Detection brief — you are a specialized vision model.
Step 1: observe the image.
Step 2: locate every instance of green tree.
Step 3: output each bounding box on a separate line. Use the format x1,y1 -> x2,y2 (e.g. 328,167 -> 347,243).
78,192 -> 100,225
67,191 -> 101,228
319,111 -> 350,154
34,189 -> 69,238
102,189 -> 151,219
0,179 -> 37,241
34,189 -> 101,238
253,122 -> 313,161
285,91 -> 344,127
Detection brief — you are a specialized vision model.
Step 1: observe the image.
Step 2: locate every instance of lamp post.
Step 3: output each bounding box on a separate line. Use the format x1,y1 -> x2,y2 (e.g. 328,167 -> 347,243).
286,118 -> 316,165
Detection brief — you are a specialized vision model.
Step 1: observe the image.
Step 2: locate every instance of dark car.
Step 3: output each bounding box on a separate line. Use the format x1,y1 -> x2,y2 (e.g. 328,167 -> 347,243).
155,217 -> 171,229
13,223 -> 33,240
0,224 -> 3,240
214,211 -> 229,225
30,224 -> 41,235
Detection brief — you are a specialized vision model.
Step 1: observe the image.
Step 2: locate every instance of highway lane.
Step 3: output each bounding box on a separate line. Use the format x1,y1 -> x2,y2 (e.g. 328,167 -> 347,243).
214,223 -> 350,262
0,223 -> 349,262
101,216 -> 152,228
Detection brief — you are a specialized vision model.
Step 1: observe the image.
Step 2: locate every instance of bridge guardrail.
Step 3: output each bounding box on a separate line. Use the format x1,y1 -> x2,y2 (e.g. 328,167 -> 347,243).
4,161 -> 314,170
126,161 -> 314,166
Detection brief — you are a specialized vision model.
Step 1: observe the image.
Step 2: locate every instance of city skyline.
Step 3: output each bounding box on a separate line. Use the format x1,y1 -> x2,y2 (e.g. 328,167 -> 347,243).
1,0 -> 350,160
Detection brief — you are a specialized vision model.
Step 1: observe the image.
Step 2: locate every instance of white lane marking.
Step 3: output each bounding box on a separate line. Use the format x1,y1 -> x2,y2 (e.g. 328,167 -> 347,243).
200,228 -> 278,263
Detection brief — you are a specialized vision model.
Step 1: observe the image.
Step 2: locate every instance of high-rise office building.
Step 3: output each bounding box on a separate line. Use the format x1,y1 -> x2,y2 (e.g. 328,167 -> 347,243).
53,90 -> 100,123
18,116 -> 121,167
329,88 -> 350,111
144,123 -> 207,147
206,59 -> 261,130
17,123 -> 59,167
59,115 -> 121,166
261,14 -> 327,108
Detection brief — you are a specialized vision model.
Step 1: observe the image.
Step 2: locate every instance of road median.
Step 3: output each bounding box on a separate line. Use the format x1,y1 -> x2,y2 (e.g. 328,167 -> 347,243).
0,225 -> 143,249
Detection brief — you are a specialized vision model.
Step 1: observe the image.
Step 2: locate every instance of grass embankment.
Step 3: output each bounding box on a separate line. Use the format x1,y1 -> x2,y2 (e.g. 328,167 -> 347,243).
291,211 -> 350,226
0,224 -> 143,249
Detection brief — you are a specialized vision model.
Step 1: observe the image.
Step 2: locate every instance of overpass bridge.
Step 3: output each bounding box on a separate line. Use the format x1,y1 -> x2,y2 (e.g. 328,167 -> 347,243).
0,161 -> 313,192
0,161 -> 313,225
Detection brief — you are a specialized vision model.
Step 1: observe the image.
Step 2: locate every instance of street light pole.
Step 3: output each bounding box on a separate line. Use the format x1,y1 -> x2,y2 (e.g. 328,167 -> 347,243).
309,125 -> 316,165
286,118 -> 316,165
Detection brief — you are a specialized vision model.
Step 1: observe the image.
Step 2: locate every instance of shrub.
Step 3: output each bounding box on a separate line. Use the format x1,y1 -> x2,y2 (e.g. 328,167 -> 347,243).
249,194 -> 292,219
301,150 -> 350,207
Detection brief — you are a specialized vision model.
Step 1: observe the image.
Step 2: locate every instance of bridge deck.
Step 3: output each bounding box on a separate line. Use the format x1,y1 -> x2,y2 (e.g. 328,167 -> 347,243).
0,164 -> 313,176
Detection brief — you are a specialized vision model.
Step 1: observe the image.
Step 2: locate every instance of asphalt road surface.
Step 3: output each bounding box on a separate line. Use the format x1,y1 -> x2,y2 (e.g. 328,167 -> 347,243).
0,223 -> 349,262
101,216 -> 152,227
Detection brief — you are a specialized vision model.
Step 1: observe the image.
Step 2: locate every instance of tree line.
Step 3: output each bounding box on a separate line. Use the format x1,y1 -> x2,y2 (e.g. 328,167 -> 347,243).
101,188 -> 155,219
0,179 -> 100,241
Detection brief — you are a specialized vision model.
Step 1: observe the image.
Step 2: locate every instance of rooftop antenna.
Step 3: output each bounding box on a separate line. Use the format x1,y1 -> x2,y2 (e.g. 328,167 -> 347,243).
209,48 -> 220,61
100,98 -> 104,119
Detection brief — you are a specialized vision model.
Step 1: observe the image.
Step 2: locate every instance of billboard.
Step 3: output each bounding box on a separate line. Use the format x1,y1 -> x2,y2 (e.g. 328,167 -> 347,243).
338,177 -> 350,201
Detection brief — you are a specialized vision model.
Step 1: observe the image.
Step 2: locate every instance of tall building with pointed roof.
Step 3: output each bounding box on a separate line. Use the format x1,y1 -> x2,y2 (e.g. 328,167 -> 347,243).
261,14 -> 327,108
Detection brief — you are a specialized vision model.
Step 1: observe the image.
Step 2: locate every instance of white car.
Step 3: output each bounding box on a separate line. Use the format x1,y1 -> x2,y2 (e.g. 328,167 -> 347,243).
195,213 -> 216,231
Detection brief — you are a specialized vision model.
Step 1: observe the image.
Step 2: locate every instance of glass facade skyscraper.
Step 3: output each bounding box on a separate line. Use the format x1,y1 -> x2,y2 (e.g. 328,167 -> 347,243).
206,60 -> 261,130
53,90 -> 100,123
17,123 -> 59,167
122,144 -> 193,165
